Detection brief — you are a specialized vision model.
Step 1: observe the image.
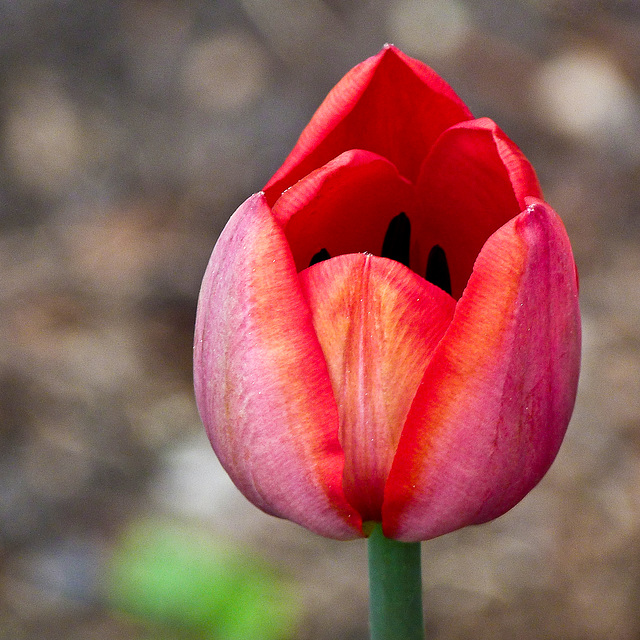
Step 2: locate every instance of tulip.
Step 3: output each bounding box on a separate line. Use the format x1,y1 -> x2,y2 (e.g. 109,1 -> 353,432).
194,45 -> 581,545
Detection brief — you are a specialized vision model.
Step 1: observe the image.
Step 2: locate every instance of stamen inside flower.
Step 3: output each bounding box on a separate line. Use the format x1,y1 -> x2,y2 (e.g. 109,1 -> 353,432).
425,245 -> 451,295
381,213 -> 411,268
310,248 -> 331,266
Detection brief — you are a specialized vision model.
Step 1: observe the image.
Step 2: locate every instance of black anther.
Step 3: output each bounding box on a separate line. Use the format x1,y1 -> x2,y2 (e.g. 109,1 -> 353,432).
381,212 -> 411,268
309,248 -> 331,266
426,245 -> 452,295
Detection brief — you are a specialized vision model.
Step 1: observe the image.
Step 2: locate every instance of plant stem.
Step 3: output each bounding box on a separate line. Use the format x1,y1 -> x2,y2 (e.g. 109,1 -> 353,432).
367,522 -> 424,640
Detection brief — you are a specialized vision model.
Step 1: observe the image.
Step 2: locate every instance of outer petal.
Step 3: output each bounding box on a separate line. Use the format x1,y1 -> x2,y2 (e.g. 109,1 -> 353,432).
383,200 -> 581,542
272,149 -> 415,272
194,193 -> 362,539
414,118 -> 543,299
299,254 -> 456,522
264,45 -> 473,203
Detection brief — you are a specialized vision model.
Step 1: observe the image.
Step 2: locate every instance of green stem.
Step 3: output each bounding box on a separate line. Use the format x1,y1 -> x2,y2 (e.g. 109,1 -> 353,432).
367,522 -> 424,640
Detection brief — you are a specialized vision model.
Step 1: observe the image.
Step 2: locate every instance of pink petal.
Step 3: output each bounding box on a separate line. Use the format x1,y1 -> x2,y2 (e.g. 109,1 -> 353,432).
272,149 -> 415,272
299,254 -> 456,522
383,200 -> 580,541
264,45 -> 472,203
194,193 -> 362,539
414,118 -> 543,299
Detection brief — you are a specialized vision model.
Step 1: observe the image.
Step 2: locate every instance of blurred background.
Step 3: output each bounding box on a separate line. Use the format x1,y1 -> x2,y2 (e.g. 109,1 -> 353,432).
1,1 -> 640,638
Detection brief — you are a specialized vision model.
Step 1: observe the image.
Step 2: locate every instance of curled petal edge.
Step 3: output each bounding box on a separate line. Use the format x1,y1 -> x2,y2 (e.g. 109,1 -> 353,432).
414,118 -> 543,298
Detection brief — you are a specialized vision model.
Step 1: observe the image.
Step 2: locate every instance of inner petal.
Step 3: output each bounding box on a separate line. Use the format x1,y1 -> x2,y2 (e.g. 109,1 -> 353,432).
272,149 -> 415,273
414,118 -> 542,299
299,253 -> 456,521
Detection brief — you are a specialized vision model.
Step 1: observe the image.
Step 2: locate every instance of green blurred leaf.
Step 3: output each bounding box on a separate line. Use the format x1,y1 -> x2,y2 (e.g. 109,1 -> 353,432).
105,519 -> 299,640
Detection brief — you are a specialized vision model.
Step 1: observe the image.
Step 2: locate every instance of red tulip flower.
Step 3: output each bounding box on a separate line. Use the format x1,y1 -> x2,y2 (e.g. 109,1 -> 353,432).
194,46 -> 581,543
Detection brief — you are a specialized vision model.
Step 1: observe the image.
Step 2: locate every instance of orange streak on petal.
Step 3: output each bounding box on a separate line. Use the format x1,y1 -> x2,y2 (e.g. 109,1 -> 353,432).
383,201 -> 580,541
300,254 -> 455,521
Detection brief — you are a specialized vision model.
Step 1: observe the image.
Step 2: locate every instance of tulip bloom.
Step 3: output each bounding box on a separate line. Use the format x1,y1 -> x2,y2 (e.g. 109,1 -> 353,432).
194,45 -> 580,542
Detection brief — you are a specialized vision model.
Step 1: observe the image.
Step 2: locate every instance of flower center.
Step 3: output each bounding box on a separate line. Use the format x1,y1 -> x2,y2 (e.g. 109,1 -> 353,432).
310,248 -> 331,266
381,212 -> 411,267
425,245 -> 451,295
308,212 -> 452,297
381,213 -> 452,295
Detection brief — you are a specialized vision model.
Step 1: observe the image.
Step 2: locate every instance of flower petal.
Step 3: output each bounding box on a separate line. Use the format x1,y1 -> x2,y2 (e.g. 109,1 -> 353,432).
264,45 -> 472,203
414,118 -> 543,299
194,193 -> 362,539
299,254 -> 456,522
383,200 -> 580,542
272,149 -> 415,272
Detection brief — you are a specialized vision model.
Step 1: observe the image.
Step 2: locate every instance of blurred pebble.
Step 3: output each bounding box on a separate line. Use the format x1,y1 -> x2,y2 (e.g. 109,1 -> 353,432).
53,204 -> 205,301
120,0 -> 191,100
9,301 -> 144,394
182,31 -> 268,113
3,71 -> 86,198
0,459 -> 42,543
584,241 -> 640,328
423,545 -> 500,613
56,210 -> 164,299
132,392 -> 201,449
386,0 -> 471,59
445,30 -> 538,118
22,427 -> 93,502
553,313 -> 623,483
567,565 -> 636,638
531,48 -> 640,159
0,229 -> 60,302
150,431 -> 262,537
237,0 -> 348,71
2,538 -> 104,619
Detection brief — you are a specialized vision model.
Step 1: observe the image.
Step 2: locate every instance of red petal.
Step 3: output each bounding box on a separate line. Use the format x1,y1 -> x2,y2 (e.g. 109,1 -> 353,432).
299,253 -> 456,522
414,118 -> 543,299
194,193 -> 362,539
264,45 -> 472,203
272,149 -> 414,271
383,201 -> 580,541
